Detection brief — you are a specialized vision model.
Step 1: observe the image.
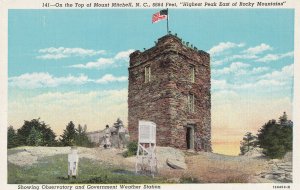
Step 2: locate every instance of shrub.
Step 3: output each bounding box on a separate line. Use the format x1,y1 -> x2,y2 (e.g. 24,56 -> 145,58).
122,141 -> 138,157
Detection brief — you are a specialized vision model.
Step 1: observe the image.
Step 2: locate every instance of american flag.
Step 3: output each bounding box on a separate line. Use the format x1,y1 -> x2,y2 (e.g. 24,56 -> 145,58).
152,9 -> 168,23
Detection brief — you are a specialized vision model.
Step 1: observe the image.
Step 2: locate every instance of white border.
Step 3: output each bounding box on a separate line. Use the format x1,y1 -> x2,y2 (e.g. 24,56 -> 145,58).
1,0 -> 299,189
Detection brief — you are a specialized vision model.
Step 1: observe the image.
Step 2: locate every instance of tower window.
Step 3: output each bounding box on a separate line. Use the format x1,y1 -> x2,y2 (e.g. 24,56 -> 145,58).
187,94 -> 195,113
190,65 -> 195,83
145,65 -> 151,83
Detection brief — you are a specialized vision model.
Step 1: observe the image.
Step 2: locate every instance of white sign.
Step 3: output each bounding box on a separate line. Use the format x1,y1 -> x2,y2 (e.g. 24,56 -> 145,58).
138,120 -> 156,143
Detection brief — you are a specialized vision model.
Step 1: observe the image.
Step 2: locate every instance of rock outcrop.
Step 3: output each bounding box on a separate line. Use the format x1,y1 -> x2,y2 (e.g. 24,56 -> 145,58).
244,147 -> 264,158
256,152 -> 292,183
157,147 -> 187,169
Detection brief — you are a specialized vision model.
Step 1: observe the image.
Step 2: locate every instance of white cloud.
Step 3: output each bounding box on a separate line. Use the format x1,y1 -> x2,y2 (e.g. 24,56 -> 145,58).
211,53 -> 257,67
260,64 -> 294,80
212,64 -> 293,91
212,62 -> 250,75
232,64 -> 293,89
95,74 -> 127,84
251,67 -> 269,74
69,49 -> 135,69
255,79 -> 285,87
37,47 -> 106,60
256,54 -> 279,62
9,72 -> 128,89
211,60 -> 224,66
208,42 -> 244,56
9,72 -> 89,89
255,51 -> 294,62
230,62 -> 250,70
37,54 -> 68,60
210,43 -> 291,66
282,51 -> 294,58
229,54 -> 258,60
69,58 -> 114,69
243,43 -> 272,55
233,66 -> 269,76
114,49 -> 135,60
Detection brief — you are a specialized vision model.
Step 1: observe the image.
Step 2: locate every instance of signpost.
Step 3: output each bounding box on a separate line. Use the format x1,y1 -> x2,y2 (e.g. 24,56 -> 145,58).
135,120 -> 157,177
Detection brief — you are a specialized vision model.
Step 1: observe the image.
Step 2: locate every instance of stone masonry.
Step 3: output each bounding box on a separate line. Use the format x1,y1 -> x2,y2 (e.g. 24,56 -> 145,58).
128,34 -> 211,151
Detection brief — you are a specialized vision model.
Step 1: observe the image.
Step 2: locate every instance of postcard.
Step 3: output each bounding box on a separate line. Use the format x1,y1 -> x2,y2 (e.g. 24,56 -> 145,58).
0,0 -> 299,190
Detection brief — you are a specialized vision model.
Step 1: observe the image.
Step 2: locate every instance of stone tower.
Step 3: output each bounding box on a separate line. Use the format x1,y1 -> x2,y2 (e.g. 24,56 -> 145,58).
128,34 -> 211,151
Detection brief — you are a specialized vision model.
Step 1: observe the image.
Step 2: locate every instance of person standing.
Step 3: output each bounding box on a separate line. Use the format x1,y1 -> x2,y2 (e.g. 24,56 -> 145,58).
118,123 -> 127,149
104,125 -> 111,149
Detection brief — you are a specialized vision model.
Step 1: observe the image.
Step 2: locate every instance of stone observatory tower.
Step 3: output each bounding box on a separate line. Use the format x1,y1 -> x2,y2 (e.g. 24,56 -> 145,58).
128,34 -> 211,151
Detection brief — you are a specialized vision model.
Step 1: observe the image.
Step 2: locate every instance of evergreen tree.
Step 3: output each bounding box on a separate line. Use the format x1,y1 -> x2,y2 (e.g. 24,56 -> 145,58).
26,127 -> 43,146
60,121 -> 76,146
113,118 -> 124,129
240,132 -> 257,155
17,118 -> 56,146
279,111 -> 288,125
75,124 -> 93,147
75,124 -> 85,146
40,126 -> 57,146
7,126 -> 18,148
257,113 -> 293,159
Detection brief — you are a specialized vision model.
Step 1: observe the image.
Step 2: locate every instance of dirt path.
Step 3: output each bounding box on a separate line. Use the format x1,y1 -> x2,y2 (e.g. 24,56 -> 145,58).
184,152 -> 271,183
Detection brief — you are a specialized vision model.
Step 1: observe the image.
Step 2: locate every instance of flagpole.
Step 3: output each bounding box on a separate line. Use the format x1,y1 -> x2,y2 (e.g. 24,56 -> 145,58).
167,8 -> 169,34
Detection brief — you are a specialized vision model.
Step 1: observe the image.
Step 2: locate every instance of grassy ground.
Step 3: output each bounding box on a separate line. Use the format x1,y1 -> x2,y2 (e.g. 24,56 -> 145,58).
8,147 -> 274,184
8,154 -> 165,184
7,149 -> 25,156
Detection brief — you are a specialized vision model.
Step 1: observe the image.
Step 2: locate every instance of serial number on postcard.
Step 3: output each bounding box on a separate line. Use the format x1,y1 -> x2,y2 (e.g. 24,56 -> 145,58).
273,185 -> 291,189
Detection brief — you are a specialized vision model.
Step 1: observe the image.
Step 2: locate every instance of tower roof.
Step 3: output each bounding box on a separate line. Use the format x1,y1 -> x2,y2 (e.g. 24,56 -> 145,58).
129,34 -> 209,68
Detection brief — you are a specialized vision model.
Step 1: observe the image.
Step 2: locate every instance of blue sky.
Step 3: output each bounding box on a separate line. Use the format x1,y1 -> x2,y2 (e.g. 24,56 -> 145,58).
8,9 -> 294,155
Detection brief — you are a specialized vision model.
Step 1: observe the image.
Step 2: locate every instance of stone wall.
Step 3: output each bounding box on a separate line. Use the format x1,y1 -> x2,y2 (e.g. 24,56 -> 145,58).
128,34 -> 211,151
